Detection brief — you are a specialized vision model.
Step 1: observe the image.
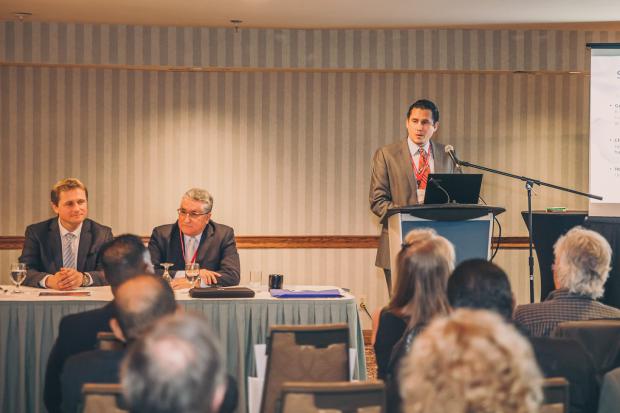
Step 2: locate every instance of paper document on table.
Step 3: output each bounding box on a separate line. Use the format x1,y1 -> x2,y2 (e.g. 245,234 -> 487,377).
269,289 -> 342,298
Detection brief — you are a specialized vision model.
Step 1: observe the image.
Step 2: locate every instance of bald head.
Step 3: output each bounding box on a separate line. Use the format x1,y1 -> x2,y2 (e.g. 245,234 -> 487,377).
114,275 -> 177,342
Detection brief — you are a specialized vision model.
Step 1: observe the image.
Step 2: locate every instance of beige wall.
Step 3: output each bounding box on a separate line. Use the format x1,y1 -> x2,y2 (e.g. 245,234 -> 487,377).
2,22 -> 617,327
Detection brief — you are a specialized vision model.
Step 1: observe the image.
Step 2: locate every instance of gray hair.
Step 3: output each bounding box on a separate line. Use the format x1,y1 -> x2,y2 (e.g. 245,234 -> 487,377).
554,226 -> 612,299
121,313 -> 225,413
182,188 -> 214,214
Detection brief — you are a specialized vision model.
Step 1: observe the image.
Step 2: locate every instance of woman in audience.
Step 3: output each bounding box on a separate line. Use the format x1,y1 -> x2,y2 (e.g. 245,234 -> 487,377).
399,309 -> 543,413
373,228 -> 454,381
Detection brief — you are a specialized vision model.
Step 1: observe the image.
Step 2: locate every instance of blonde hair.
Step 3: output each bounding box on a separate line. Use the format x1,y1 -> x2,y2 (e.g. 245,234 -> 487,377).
389,229 -> 455,329
50,178 -> 88,205
399,309 -> 543,413
554,226 -> 612,299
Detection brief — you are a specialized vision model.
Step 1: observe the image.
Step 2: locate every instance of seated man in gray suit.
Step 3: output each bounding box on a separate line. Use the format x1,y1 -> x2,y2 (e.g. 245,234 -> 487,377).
148,188 -> 240,287
19,178 -> 113,289
369,99 -> 460,291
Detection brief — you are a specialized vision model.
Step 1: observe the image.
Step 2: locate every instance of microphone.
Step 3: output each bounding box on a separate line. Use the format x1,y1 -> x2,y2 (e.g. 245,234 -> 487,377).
428,177 -> 452,203
444,145 -> 462,171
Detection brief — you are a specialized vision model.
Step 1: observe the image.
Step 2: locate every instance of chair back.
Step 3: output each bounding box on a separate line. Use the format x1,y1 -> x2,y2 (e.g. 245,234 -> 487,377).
552,319 -> 620,377
81,383 -> 127,413
280,381 -> 385,413
260,324 -> 350,413
540,377 -> 569,413
96,332 -> 124,351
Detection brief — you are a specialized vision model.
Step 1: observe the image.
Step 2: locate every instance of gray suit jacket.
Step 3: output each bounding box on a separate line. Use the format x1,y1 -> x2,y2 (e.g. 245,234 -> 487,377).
369,139 -> 459,269
20,218 -> 113,287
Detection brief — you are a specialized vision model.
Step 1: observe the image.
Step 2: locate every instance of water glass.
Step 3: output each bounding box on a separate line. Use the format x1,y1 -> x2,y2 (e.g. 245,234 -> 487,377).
249,270 -> 263,290
10,263 -> 27,294
185,263 -> 200,288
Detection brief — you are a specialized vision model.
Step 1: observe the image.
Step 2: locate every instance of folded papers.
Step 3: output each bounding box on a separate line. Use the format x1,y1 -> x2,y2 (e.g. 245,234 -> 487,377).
269,289 -> 342,298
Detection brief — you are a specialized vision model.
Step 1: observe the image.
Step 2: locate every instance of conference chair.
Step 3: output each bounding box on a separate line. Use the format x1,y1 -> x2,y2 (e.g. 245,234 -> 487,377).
80,383 -> 127,413
96,332 -> 124,351
552,319 -> 620,379
260,324 -> 350,413
280,381 -> 385,413
541,377 -> 570,413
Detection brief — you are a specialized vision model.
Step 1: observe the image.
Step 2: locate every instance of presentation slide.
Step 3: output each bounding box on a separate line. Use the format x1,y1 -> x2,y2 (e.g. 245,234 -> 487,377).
589,47 -> 620,216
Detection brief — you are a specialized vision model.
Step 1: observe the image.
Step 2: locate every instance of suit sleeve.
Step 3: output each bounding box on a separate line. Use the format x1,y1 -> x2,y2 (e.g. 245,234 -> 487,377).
44,318 -> 72,413
20,225 -> 49,287
89,227 -> 114,286
369,148 -> 397,219
217,228 -> 241,286
148,228 -> 165,270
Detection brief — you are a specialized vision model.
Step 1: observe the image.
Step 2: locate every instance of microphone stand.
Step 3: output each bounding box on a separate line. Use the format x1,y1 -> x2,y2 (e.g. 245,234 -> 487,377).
455,157 -> 602,303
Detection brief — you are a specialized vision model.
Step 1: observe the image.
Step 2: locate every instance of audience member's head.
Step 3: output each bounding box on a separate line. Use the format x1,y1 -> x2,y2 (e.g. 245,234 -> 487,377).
553,226 -> 612,299
100,234 -> 154,291
390,228 -> 455,329
399,309 -> 543,413
447,258 -> 514,320
121,313 -> 226,413
110,274 -> 177,343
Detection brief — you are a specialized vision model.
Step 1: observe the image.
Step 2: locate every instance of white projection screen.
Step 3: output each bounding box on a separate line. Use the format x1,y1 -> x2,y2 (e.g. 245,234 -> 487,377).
589,44 -> 620,217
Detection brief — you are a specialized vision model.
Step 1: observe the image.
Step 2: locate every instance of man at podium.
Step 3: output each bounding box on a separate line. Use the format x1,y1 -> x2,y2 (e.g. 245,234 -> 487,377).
369,99 -> 460,290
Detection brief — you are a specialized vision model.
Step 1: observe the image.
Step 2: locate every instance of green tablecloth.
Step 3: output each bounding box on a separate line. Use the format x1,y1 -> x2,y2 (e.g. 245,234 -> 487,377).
0,286 -> 366,413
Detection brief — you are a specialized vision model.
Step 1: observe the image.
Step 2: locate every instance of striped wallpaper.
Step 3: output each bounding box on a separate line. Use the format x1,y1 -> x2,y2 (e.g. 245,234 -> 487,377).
1,22 -> 615,325
1,22 -> 620,71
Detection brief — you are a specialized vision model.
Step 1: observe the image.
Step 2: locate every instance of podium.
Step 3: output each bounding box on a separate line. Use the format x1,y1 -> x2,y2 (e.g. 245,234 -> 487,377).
385,204 -> 505,285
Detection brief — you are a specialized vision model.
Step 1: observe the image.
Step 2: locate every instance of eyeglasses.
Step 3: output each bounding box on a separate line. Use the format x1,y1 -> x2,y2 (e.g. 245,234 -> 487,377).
177,209 -> 208,219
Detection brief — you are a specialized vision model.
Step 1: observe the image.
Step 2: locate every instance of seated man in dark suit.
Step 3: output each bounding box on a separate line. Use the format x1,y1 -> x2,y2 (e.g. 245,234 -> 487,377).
20,178 -> 113,289
148,188 -> 240,287
44,234 -> 153,413
449,258 -> 599,413
60,274 -> 177,413
514,227 -> 620,337
121,313 -> 228,413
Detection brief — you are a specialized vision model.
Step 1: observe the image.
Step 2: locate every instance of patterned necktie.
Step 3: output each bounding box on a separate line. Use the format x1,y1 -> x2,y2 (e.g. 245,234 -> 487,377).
63,233 -> 77,269
185,237 -> 196,263
417,149 -> 429,189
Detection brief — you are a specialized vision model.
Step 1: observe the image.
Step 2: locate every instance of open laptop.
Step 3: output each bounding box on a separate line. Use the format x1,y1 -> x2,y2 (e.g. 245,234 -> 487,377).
423,173 -> 483,204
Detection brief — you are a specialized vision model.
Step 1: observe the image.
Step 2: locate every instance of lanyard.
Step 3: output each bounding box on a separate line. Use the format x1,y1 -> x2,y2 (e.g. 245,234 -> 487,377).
179,230 -> 199,265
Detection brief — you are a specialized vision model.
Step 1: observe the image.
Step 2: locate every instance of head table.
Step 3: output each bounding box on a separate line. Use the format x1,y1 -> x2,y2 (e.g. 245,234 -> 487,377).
0,285 -> 366,413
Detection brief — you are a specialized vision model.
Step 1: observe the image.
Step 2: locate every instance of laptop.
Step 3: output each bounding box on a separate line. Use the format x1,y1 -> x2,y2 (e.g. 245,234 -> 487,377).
423,173 -> 483,204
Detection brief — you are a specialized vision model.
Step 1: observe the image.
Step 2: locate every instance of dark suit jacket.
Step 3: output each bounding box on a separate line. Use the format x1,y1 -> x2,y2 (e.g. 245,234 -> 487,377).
369,139 -> 460,268
19,217 -> 113,287
148,220 -> 241,287
44,302 -> 116,413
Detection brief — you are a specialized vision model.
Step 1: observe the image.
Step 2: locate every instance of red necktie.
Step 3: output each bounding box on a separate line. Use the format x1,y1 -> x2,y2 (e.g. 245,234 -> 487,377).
416,149 -> 429,189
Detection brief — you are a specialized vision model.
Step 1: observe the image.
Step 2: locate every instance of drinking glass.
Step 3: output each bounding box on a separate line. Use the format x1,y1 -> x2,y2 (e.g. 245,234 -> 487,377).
249,270 -> 263,290
185,263 -> 200,288
161,263 -> 174,284
10,263 -> 27,294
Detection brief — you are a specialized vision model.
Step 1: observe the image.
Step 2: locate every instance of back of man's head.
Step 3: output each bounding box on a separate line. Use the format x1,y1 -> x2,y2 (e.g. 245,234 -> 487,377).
554,226 -> 612,299
114,275 -> 177,342
447,258 -> 514,320
100,234 -> 153,290
121,313 -> 226,413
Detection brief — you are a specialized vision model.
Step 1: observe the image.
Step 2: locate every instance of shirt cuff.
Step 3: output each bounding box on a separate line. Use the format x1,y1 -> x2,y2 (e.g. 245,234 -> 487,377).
39,274 -> 51,288
84,273 -> 94,287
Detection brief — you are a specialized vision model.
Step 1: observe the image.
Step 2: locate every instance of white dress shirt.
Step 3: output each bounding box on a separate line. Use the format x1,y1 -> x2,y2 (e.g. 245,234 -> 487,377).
407,138 -> 435,203
40,220 -> 92,288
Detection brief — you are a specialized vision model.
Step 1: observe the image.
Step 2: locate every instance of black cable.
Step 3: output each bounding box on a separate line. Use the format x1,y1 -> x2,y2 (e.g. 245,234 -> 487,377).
491,214 -> 502,261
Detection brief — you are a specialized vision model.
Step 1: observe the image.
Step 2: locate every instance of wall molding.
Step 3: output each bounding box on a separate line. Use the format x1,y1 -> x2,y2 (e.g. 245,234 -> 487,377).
0,235 -> 530,250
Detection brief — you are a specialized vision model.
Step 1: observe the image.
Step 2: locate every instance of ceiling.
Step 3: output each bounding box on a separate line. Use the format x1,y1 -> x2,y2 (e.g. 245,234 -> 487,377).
1,0 -> 620,29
